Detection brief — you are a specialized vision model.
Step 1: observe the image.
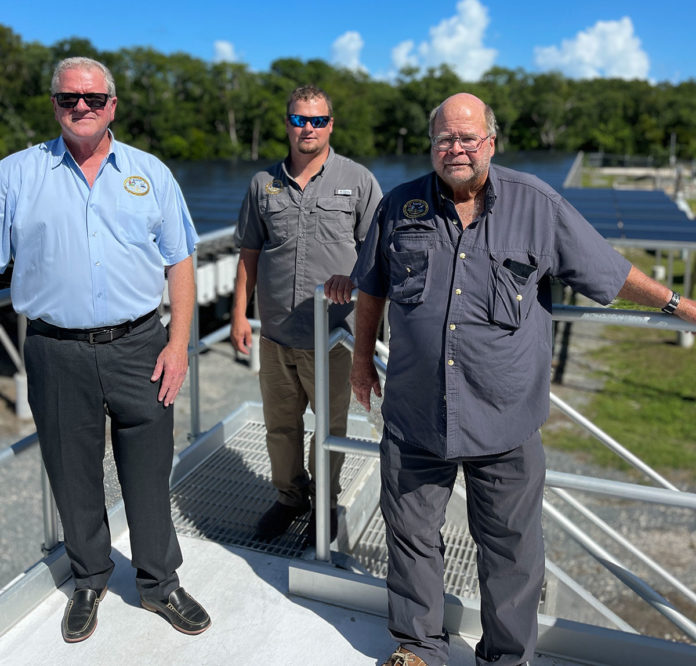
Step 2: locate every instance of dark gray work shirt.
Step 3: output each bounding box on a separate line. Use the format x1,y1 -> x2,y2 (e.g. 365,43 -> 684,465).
352,165 -> 631,459
235,148 -> 382,348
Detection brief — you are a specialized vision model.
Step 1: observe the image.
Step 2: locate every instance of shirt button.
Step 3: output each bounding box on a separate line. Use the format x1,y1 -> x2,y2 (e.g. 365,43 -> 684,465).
406,267 -> 411,273
452,220 -> 458,225
455,288 -> 462,295
447,359 -> 454,366
95,261 -> 101,266
449,324 -> 456,330
516,294 -> 523,301
459,253 -> 466,259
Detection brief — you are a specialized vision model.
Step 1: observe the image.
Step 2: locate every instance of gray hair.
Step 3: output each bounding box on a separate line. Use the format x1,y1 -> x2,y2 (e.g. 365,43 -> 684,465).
50,57 -> 116,97
428,100 -> 497,137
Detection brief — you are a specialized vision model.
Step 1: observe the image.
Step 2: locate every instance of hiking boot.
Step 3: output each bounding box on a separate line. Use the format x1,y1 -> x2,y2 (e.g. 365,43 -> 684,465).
382,645 -> 428,665
255,500 -> 310,540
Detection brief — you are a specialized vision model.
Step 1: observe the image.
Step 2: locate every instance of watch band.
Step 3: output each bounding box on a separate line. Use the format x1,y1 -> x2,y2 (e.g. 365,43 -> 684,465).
661,291 -> 681,315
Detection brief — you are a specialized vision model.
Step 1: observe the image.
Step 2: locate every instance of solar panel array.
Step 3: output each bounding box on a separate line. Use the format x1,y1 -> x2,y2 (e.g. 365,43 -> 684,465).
563,188 -> 695,245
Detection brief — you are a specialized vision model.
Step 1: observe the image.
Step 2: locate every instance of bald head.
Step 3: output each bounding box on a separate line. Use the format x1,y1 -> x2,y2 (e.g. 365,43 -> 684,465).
429,92 -> 496,198
429,93 -> 497,138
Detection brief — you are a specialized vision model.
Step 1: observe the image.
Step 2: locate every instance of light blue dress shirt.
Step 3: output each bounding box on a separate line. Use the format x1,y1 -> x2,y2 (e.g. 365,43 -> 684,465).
0,133 -> 198,328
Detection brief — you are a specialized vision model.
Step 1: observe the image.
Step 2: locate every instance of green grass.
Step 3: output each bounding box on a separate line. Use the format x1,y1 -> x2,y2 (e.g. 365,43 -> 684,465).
544,326 -> 696,480
543,249 -> 696,482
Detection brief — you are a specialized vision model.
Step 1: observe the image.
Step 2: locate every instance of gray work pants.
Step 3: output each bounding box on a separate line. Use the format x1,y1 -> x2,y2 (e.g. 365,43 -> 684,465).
25,316 -> 182,600
258,336 -> 351,507
380,429 -> 546,666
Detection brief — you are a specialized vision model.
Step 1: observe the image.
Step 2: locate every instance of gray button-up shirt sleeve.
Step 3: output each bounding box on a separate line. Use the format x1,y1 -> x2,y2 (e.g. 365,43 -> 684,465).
235,149 -> 382,348
352,165 -> 631,459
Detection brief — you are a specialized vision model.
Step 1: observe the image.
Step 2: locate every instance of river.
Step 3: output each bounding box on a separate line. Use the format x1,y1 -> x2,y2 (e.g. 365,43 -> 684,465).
169,151 -> 575,235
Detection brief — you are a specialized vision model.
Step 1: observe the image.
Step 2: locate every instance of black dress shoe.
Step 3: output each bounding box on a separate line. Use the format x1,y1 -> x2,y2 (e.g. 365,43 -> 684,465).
61,587 -> 107,643
141,587 -> 211,635
255,499 -> 311,540
306,507 -> 339,544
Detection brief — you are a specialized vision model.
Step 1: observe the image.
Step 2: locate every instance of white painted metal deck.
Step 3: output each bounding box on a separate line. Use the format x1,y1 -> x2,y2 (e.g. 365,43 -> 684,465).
2,403 -> 695,666
0,529 -> 581,666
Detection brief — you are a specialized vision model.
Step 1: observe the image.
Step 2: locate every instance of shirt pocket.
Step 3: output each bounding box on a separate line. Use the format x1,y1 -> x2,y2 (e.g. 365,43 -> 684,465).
261,193 -> 292,245
388,249 -> 431,305
488,252 -> 538,329
314,196 -> 354,244
115,197 -> 162,245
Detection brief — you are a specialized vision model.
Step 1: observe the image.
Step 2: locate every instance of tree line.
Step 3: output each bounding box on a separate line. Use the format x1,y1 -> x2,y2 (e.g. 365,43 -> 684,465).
1,25 -> 695,163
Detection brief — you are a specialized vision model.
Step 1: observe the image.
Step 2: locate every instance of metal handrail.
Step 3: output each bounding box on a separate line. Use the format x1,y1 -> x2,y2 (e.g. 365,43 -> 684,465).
552,304 -> 696,332
3,259 -> 696,638
549,393 -> 679,490
549,487 -> 696,607
312,287 -> 696,638
542,499 -> 696,641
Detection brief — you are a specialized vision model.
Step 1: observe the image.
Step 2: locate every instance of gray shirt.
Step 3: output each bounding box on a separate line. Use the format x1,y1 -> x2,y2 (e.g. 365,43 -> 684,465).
235,148 -> 382,348
352,165 -> 631,459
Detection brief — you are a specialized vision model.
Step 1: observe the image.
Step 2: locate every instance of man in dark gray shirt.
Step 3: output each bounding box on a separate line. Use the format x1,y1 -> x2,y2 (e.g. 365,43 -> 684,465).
232,85 -> 382,542
351,93 -> 696,666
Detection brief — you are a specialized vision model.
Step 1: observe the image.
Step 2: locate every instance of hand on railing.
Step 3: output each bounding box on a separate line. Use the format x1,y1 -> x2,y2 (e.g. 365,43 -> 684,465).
324,274 -> 354,305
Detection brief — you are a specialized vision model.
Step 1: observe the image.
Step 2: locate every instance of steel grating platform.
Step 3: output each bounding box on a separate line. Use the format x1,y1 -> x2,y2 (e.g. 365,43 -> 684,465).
348,499 -> 481,599
170,419 -> 368,559
171,414 -> 482,599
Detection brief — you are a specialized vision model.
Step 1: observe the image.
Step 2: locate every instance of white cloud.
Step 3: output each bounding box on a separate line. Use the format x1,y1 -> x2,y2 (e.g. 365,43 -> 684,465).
332,31 -> 367,72
534,17 -> 650,80
389,0 -> 497,81
213,40 -> 238,63
391,40 -> 419,71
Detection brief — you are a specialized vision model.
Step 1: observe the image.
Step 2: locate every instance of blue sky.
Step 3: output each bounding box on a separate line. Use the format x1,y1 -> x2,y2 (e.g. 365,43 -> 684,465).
3,0 -> 694,83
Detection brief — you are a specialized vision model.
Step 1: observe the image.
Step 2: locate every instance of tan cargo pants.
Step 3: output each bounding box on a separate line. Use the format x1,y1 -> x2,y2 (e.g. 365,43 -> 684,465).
259,336 -> 352,508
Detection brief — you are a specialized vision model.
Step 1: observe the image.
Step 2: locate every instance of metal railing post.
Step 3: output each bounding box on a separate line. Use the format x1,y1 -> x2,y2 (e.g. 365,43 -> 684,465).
189,251 -> 201,440
313,285 -> 331,562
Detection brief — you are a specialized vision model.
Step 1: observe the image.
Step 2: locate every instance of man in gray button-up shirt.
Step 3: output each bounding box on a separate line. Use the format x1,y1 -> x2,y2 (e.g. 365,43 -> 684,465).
351,93 -> 696,666
232,85 -> 382,542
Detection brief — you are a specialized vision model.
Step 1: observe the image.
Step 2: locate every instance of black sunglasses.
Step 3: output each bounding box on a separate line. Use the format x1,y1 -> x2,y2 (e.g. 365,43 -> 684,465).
287,114 -> 331,128
54,92 -> 111,109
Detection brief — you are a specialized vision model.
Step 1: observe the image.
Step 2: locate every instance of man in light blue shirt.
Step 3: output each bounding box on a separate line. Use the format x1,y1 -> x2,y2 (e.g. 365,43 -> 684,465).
0,57 -> 210,642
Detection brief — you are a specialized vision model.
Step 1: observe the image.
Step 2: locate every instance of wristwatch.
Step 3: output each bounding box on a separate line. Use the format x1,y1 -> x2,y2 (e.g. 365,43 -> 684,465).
661,291 -> 681,315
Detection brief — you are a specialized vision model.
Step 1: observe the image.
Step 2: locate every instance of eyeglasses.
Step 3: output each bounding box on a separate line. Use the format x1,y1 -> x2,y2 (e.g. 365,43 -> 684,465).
287,114 -> 331,128
431,134 -> 490,152
53,92 -> 111,109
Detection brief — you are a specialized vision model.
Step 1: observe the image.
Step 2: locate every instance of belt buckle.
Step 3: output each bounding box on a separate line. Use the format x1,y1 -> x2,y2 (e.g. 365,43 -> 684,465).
88,329 -> 113,344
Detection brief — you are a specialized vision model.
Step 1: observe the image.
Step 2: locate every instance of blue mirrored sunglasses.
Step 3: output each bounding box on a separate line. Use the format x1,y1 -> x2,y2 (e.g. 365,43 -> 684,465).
287,114 -> 331,128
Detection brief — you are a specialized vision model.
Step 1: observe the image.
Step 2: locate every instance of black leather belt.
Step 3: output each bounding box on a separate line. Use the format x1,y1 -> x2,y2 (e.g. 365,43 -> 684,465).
28,310 -> 158,344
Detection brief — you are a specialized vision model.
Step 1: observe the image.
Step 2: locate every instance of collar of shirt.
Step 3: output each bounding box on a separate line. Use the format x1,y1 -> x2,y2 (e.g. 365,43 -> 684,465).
432,173 -> 497,234
433,170 -> 498,214
49,130 -> 120,173
281,146 -> 335,187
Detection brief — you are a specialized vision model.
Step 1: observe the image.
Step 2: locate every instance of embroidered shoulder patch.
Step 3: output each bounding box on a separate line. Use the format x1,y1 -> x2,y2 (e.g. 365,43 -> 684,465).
123,176 -> 150,196
265,179 -> 283,195
403,199 -> 429,219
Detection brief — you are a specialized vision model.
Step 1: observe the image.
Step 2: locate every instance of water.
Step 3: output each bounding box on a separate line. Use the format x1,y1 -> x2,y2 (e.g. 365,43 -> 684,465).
169,152 -> 575,236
